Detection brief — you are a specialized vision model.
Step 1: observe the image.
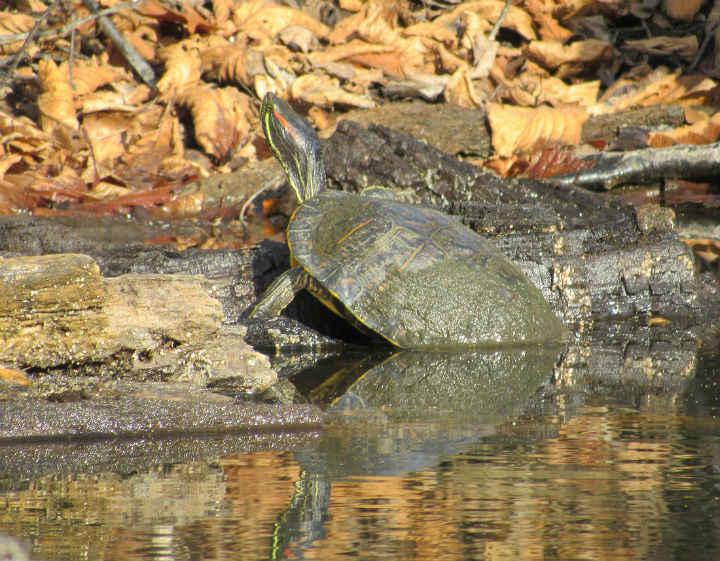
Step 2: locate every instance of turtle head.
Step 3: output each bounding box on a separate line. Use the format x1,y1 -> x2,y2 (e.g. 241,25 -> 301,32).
261,92 -> 326,203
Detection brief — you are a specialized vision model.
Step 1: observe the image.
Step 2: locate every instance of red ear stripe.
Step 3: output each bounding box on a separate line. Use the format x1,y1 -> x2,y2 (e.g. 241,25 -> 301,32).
274,109 -> 297,140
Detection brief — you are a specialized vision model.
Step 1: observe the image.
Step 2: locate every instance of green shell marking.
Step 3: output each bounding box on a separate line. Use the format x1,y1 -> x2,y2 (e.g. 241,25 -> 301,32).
288,190 -> 566,349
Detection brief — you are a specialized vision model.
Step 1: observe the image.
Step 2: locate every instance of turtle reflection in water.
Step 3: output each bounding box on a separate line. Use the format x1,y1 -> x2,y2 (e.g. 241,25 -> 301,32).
250,92 -> 567,349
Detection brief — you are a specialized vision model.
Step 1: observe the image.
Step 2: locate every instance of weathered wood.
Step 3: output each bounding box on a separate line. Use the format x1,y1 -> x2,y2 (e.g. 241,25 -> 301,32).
0,254 -> 108,368
0,254 -> 277,391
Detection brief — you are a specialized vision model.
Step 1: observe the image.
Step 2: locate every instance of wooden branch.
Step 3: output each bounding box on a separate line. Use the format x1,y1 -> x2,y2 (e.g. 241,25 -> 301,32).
549,142 -> 720,190
80,0 -> 156,87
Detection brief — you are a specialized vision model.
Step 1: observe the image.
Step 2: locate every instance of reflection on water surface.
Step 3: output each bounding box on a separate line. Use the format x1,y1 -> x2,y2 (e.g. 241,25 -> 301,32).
1,327 -> 719,561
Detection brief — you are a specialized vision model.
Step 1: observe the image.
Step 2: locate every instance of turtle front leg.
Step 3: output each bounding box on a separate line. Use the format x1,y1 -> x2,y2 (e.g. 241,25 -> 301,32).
250,266 -> 311,318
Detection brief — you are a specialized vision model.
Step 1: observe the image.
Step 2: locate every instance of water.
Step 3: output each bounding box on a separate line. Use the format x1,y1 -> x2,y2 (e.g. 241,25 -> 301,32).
1,327 -> 719,561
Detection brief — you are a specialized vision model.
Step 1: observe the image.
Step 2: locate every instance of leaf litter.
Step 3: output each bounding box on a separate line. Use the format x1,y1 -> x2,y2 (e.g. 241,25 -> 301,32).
0,0 -> 719,258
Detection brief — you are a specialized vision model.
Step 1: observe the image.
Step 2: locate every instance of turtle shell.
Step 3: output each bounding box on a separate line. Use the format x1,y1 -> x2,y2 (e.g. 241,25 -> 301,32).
288,190 -> 566,349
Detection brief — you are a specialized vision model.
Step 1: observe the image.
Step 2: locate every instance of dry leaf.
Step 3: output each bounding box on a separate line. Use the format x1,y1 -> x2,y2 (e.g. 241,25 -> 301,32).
601,66 -> 718,109
156,190 -> 205,218
140,0 -> 213,34
278,25 -> 321,53
525,39 -> 613,70
157,44 -> 202,95
662,0 -> 704,20
539,77 -> 600,106
339,0 -> 364,11
649,111 -> 720,147
402,22 -> 458,49
357,3 -> 400,45
487,102 -> 589,156
623,36 -> 698,60
523,0 -> 574,42
175,87 -> 251,161
290,75 -> 376,108
433,1 -> 537,41
37,59 -> 79,135
83,112 -> 133,167
85,181 -> 135,201
444,66 -> 482,108
0,12 -> 34,55
232,1 -> 329,39
71,63 -> 131,96
328,8 -> 367,44
308,39 -> 394,64
0,155 -> 23,178
32,167 -> 87,202
682,238 -> 720,263
471,37 -> 499,79
0,366 -> 30,386
525,148 -> 595,179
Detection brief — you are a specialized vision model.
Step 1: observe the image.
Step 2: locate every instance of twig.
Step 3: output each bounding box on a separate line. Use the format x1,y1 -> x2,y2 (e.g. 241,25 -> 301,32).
0,0 -> 60,88
81,0 -> 156,87
488,0 -> 513,41
239,174 -> 284,239
0,1 -> 138,45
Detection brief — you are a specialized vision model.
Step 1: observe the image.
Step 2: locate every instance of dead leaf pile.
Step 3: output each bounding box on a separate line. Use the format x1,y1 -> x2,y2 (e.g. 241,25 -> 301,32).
0,0 -> 719,221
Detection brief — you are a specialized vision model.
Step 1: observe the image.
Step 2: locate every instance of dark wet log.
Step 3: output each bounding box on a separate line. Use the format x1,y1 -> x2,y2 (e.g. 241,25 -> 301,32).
580,104 -> 686,145
550,142 -> 720,189
323,121 -> 720,326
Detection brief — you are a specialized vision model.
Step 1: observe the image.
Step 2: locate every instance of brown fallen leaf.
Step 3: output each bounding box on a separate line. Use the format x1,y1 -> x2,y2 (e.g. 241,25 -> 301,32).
290,75 -> 376,108
445,66 -> 483,108
433,1 -> 537,41
278,25 -> 321,53
232,1 -> 329,40
525,148 -> 595,179
525,38 -> 613,70
175,86 -> 251,161
682,238 -> 720,264
155,190 -> 205,219
601,66 -> 718,109
487,102 -> 589,157
84,181 -> 134,202
71,62 -> 131,96
0,366 -> 30,387
140,0 -> 214,34
31,167 -> 87,203
357,3 -> 400,45
156,43 -> 202,96
37,59 -> 79,136
663,0 -> 704,21
328,8 -> 367,44
649,111 -> 720,147
402,21 -> 458,49
523,0 -> 574,42
538,77 -> 600,107
82,112 -> 134,168
308,39 -> 395,64
0,12 -> 35,55
623,36 -> 698,60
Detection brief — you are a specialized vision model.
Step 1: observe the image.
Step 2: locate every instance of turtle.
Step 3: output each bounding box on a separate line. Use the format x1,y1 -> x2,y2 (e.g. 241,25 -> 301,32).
250,92 -> 567,349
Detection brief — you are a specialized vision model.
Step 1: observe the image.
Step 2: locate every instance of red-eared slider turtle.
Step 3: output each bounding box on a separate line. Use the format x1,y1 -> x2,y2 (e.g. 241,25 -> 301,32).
250,93 -> 567,349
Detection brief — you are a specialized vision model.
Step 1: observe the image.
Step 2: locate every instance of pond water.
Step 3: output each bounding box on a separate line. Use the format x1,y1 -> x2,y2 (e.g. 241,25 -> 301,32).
1,325 -> 719,561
